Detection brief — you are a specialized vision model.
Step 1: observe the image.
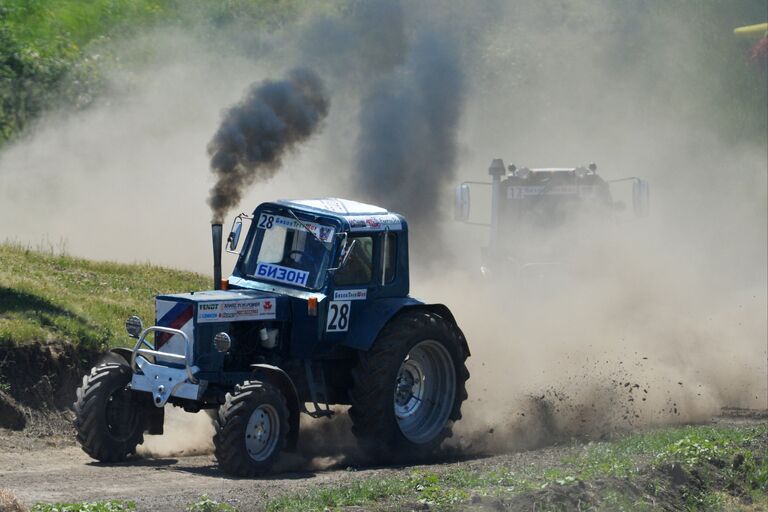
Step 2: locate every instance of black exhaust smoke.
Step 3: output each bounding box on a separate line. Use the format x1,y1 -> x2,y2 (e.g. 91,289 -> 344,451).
207,68 -> 330,223
212,223 -> 222,290
353,31 -> 465,245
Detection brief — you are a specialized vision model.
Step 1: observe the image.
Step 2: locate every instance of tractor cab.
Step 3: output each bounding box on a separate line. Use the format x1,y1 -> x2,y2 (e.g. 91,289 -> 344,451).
224,199 -> 417,356
228,198 -> 409,300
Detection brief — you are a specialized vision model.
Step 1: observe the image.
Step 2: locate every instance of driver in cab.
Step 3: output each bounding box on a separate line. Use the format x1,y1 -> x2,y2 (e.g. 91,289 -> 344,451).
334,237 -> 372,286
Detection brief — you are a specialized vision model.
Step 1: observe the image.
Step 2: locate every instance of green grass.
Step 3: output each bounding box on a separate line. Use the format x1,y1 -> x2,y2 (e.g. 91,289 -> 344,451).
186,495 -> 238,512
0,243 -> 209,349
561,424 -> 767,480
31,495 -> 241,512
2,0 -> 165,54
265,424 -> 768,512
0,0 -> 320,145
30,500 -> 136,512
1,0 -> 316,53
2,0 -> 764,149
0,0 -> 165,144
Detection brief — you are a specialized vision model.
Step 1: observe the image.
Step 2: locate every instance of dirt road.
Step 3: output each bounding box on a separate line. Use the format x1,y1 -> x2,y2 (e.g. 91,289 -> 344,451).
0,428 -> 525,511
1,410 -> 765,511
0,426 -> 383,511
0,445 -> 377,510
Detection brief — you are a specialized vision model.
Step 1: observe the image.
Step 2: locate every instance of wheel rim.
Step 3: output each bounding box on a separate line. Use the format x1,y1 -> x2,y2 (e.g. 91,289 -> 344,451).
245,404 -> 280,462
105,386 -> 140,442
393,339 -> 456,444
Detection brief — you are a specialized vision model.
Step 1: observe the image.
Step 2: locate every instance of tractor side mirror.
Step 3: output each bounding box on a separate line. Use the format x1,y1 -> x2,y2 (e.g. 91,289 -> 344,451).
227,217 -> 243,252
338,239 -> 357,270
454,183 -> 470,222
632,179 -> 650,217
328,236 -> 357,273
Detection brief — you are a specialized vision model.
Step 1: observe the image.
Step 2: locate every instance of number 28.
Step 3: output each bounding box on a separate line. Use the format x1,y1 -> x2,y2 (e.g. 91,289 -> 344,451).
326,301 -> 350,332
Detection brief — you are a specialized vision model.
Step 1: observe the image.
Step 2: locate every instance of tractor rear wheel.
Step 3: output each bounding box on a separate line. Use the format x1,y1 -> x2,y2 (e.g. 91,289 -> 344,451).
214,381 -> 289,476
74,362 -> 145,462
349,309 -> 469,461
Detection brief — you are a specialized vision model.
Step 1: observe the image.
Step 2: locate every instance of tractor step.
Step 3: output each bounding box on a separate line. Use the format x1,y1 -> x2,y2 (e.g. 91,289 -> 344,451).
304,360 -> 334,419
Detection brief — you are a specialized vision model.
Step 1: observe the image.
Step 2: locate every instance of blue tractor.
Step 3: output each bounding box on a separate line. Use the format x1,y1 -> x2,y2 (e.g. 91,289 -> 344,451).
74,198 -> 470,476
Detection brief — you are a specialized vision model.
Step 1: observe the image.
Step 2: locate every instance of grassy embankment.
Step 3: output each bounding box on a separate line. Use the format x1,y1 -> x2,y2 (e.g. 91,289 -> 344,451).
0,243 -> 209,349
267,423 -> 768,511
0,0 -> 312,147
0,0 -> 163,145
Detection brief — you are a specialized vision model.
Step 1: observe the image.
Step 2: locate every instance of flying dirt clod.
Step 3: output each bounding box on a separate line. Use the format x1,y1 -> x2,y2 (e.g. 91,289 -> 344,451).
207,68 -> 330,223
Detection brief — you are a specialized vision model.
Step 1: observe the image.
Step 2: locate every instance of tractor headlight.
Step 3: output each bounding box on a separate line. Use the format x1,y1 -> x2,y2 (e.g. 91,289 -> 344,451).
214,332 -> 232,353
125,316 -> 144,338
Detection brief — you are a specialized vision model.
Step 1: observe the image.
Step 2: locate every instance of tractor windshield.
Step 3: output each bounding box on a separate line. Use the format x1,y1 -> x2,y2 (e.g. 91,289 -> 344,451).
241,212 -> 336,290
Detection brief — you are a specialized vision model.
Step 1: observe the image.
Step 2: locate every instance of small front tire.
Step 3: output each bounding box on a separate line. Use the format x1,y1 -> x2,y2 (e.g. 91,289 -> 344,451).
73,362 -> 145,462
214,381 -> 289,477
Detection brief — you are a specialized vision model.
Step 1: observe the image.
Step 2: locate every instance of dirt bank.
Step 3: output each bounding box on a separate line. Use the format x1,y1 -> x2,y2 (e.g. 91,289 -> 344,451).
0,341 -> 100,429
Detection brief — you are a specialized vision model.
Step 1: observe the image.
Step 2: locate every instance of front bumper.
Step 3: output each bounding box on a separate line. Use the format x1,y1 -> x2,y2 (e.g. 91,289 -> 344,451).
129,325 -> 206,407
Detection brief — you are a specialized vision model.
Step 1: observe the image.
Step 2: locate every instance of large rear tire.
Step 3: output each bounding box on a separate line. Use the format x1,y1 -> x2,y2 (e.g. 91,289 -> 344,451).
214,381 -> 289,476
73,362 -> 145,462
349,309 -> 469,461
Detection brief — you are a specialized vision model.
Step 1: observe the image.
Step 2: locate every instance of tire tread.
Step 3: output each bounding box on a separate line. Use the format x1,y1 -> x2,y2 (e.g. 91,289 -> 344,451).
349,309 -> 469,461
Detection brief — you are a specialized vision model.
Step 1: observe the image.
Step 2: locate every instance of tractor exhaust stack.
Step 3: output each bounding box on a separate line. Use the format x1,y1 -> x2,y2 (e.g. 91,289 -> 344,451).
212,223 -> 223,290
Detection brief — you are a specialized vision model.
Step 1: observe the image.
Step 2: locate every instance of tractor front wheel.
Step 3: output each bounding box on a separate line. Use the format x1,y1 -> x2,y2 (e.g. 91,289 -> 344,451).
214,381 -> 289,476
73,362 -> 145,462
349,309 -> 469,461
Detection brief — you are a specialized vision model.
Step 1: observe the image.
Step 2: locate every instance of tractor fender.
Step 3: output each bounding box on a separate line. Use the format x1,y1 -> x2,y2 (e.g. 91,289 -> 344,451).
343,299 -> 470,357
249,363 -> 301,452
405,303 -> 471,357
103,347 -> 157,367
100,347 -> 134,366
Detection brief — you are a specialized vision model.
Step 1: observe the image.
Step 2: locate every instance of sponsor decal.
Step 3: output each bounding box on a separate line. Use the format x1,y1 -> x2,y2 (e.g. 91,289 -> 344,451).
347,214 -> 402,232
333,289 -> 367,301
257,213 -> 335,242
156,300 -> 194,351
255,262 -> 310,287
318,226 -> 333,242
326,301 -> 351,332
197,298 -> 278,323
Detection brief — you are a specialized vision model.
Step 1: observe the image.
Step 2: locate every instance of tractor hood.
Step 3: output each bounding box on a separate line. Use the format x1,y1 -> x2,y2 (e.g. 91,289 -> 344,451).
226,275 -> 327,302
158,289 -> 278,303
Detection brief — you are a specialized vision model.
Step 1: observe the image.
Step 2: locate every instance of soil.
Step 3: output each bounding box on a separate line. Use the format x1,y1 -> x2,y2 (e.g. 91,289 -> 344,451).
0,342 -> 765,511
0,341 -> 100,411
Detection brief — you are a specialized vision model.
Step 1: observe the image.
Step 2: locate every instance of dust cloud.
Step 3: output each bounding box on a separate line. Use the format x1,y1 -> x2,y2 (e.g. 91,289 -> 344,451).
0,0 -> 765,459
429,1 -> 767,449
